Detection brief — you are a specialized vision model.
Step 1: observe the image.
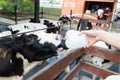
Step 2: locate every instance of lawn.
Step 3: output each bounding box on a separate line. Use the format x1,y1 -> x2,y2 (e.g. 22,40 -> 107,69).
40,7 -> 61,19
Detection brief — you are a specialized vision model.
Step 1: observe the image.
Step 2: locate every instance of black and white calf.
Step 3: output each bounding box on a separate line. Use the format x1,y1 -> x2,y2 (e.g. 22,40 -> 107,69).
12,33 -> 59,62
0,37 -> 24,77
58,15 -> 72,25
43,20 -> 60,33
0,32 -> 62,77
58,15 -> 72,31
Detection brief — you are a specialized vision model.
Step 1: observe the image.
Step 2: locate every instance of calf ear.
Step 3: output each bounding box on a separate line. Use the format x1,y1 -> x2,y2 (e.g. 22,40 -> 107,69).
21,34 -> 37,45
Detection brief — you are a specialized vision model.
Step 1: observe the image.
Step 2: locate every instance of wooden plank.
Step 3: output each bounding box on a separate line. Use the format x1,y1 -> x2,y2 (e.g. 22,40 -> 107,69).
112,22 -> 120,26
73,16 -> 110,24
27,49 -> 84,80
27,46 -> 120,80
80,61 -> 119,79
64,61 -> 118,80
84,46 -> 120,64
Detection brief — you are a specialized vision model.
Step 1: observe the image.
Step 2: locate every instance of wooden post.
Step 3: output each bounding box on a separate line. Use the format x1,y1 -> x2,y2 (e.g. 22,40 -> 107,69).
70,10 -> 72,18
14,5 -> 17,24
41,7 -> 44,19
69,10 -> 72,29
30,0 -> 40,23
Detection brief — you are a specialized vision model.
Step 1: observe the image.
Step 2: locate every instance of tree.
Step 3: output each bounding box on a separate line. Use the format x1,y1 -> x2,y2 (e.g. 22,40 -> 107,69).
2,0 -> 34,12
0,0 -> 7,7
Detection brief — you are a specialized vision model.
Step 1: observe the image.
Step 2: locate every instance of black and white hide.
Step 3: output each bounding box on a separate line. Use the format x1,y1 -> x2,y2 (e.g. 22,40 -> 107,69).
0,37 -> 23,77
7,23 -> 47,34
58,15 -> 72,25
58,15 -> 72,31
30,31 -> 63,46
0,32 -> 61,77
77,18 -> 92,31
43,20 -> 60,33
6,27 -> 19,35
15,33 -> 60,62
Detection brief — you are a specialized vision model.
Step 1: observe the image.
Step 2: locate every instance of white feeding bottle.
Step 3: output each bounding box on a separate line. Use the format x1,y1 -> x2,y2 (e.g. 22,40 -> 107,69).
65,34 -> 88,49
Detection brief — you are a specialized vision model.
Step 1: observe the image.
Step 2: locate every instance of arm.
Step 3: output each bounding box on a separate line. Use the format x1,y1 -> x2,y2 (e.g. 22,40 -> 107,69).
80,30 -> 120,50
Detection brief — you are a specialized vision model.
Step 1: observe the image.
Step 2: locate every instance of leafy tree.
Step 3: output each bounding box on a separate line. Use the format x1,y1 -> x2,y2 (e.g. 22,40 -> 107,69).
2,0 -> 34,12
0,0 -> 7,8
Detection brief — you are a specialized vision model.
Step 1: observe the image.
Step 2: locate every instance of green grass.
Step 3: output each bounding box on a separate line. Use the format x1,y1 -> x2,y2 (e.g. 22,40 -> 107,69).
40,7 -> 61,15
40,7 -> 61,19
15,7 -> 61,20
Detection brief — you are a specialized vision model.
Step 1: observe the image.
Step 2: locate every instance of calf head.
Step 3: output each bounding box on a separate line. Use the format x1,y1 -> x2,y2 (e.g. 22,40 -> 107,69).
16,34 -> 58,62
0,45 -> 23,77
58,15 -> 71,24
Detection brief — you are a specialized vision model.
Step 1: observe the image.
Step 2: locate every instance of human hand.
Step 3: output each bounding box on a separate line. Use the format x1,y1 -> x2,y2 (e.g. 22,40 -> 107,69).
80,30 -> 105,48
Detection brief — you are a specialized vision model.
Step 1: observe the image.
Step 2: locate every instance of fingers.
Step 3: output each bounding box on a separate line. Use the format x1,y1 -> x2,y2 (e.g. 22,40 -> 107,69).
83,39 -> 97,48
83,41 -> 92,48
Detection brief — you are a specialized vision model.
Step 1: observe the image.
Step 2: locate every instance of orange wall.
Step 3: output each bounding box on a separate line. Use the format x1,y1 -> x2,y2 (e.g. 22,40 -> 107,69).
61,0 -> 85,16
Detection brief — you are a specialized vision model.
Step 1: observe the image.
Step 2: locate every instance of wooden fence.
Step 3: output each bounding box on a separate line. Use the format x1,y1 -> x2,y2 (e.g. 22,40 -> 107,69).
27,46 -> 120,80
1,10 -> 120,31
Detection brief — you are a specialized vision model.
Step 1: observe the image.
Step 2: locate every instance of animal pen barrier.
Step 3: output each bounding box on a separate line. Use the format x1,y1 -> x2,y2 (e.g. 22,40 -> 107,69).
27,46 -> 120,80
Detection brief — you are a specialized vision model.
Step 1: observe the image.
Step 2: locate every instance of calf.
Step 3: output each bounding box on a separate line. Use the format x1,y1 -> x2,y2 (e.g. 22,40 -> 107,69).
0,32 -> 60,76
0,42 -> 23,77
14,34 -> 58,62
44,20 -> 60,33
58,15 -> 71,25
58,15 -> 72,31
